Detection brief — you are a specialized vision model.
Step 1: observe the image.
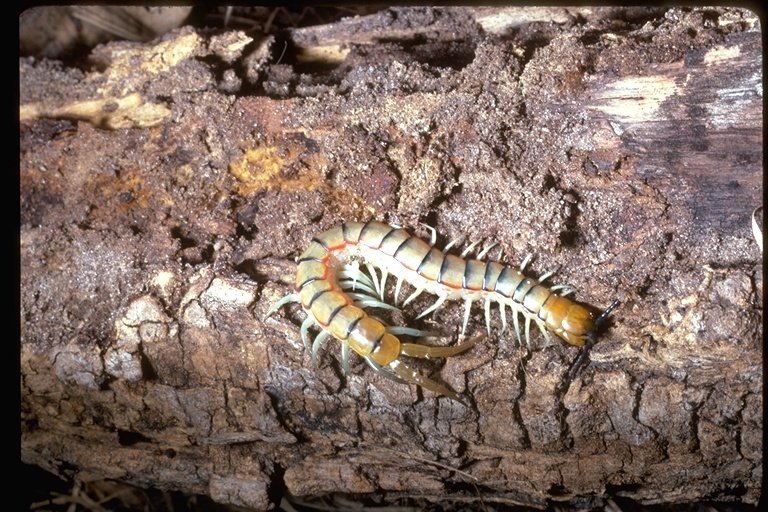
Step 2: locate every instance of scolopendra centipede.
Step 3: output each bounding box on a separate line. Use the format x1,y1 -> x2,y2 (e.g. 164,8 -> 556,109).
266,220 -> 618,403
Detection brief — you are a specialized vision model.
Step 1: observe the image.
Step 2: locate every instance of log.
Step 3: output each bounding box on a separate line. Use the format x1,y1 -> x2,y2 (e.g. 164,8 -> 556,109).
21,6 -> 761,509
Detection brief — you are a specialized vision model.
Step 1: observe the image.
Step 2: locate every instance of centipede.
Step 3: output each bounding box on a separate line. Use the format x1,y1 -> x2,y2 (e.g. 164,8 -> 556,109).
266,220 -> 619,403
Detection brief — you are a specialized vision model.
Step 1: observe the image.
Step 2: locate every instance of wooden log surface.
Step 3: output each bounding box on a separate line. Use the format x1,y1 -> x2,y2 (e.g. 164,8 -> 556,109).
21,6 -> 761,510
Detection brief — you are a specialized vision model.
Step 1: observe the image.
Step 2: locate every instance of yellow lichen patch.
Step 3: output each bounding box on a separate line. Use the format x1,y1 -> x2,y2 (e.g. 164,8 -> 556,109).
229,138 -> 382,218
96,163 -> 174,213
229,141 -> 327,197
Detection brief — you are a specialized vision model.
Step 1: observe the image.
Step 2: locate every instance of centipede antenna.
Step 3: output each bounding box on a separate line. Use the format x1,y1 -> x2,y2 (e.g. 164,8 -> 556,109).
595,299 -> 621,329
562,338 -> 593,395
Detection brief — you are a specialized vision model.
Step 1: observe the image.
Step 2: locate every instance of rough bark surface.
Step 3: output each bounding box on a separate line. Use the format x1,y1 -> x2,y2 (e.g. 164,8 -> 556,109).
21,7 -> 762,510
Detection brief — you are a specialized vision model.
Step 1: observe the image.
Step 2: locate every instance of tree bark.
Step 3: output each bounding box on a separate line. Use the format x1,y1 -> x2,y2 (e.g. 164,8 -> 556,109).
21,7 -> 761,510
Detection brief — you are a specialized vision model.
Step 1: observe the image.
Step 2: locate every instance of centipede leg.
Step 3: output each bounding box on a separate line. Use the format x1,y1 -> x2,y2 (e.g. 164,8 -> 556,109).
347,292 -> 399,311
394,276 -> 405,306
512,311 -> 522,346
341,343 -> 351,375
402,287 -> 425,306
265,293 -> 299,317
388,360 -> 466,404
444,237 -> 461,252
339,264 -> 377,294
300,317 -> 314,352
483,298 -> 493,335
312,330 -> 331,366
499,303 -> 508,333
421,224 -> 437,246
386,325 -> 433,337
415,294 -> 448,319
477,242 -> 497,260
520,254 -> 532,271
538,267 -> 558,283
366,263 -> 381,297
462,298 -> 472,335
379,269 -> 389,300
536,320 -> 552,349
524,316 -> 532,351
366,357 -> 409,384
460,240 -> 480,258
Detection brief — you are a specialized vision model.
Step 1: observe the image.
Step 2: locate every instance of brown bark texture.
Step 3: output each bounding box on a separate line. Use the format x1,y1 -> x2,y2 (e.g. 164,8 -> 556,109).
21,6 -> 762,510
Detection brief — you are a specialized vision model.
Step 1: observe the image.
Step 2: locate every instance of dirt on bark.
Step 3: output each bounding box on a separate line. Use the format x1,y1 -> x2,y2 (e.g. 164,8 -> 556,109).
21,6 -> 761,510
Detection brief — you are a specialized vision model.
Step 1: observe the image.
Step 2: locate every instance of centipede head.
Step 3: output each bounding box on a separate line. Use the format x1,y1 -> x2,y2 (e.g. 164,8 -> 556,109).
559,299 -> 620,394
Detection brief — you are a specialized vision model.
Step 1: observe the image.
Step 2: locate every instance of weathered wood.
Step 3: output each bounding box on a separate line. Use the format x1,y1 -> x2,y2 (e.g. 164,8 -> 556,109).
21,6 -> 761,509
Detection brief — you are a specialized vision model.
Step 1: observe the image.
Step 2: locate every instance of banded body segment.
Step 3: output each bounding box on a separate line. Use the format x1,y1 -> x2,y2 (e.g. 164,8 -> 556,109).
438,254 -> 467,289
415,248 -> 444,282
312,225 -> 348,252
377,227 -> 412,256
341,221 -> 366,243
481,261 -> 506,291
357,221 -> 396,249
463,259 -> 486,291
392,235 -> 432,271
345,316 -> 399,364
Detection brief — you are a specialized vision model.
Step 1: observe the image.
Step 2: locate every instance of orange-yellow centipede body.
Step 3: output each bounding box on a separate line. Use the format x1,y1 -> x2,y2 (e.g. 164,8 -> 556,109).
267,220 -> 618,402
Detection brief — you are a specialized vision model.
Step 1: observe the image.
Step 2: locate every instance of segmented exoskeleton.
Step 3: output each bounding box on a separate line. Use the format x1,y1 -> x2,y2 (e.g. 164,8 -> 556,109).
266,220 -> 618,402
